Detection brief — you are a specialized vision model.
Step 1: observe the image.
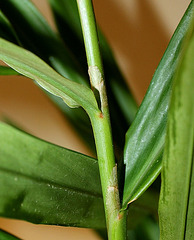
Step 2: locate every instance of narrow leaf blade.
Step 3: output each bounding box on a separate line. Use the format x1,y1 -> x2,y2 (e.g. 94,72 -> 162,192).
1,0 -> 137,153
0,0 -> 96,150
0,0 -> 87,85
0,66 -> 19,75
49,0 -> 138,152
122,1 -> 194,209
159,11 -> 194,239
127,217 -> 159,240
0,0 -> 97,152
0,229 -> 20,240
185,154 -> 194,240
49,0 -> 138,122
0,11 -> 18,44
0,38 -> 98,113
0,122 -> 105,228
0,123 -> 157,230
48,0 -> 87,71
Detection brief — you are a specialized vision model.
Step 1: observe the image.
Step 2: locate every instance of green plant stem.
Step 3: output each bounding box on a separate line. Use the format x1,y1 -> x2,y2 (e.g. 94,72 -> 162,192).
76,0 -> 103,75
76,0 -> 108,117
89,110 -> 127,240
76,0 -> 127,239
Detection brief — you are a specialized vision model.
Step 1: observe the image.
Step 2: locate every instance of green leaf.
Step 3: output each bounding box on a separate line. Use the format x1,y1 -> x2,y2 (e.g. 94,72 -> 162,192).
0,0 -> 88,85
0,66 -> 19,75
0,38 -> 98,113
0,11 -> 18,44
1,0 -> 137,154
99,31 -> 138,154
185,155 -> 194,240
49,0 -> 138,152
0,0 -> 97,152
159,11 -> 194,240
46,93 -> 97,153
122,1 -> 194,209
0,123 -> 157,230
48,0 -> 87,71
49,0 -> 138,123
0,229 -> 20,240
0,122 -> 105,228
127,188 -> 159,230
127,217 -> 159,240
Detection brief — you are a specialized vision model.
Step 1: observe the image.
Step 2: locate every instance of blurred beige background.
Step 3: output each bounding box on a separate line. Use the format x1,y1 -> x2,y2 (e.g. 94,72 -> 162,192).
0,0 -> 190,239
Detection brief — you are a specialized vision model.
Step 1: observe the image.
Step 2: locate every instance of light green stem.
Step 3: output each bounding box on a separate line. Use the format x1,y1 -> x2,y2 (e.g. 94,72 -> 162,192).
76,0 -> 104,74
76,0 -> 127,239
89,111 -> 127,239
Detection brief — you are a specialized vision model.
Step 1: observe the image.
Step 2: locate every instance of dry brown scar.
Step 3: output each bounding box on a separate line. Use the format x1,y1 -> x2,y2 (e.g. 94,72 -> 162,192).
99,112 -> 104,118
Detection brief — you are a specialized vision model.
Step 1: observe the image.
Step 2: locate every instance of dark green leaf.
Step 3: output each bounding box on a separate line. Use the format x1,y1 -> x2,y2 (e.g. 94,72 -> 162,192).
185,154 -> 194,240
1,0 -> 137,154
0,0 -> 87,85
0,38 -> 98,113
0,122 -> 105,228
0,123 -> 158,230
96,229 -> 108,240
49,0 -> 137,122
45,93 -> 96,153
0,11 -> 18,44
0,0 -> 97,152
0,66 -> 19,75
0,229 -> 20,240
159,10 -> 194,240
127,217 -> 159,240
99,31 -> 138,156
122,1 -> 194,209
98,31 -> 138,125
48,0 -> 87,71
49,0 -> 138,153
127,188 -> 159,230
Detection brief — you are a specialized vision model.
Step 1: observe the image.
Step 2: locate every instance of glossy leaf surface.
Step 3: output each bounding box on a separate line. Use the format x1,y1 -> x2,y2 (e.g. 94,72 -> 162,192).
159,11 -> 194,240
0,229 -> 20,240
0,38 -> 98,113
0,122 -> 105,228
122,1 -> 193,209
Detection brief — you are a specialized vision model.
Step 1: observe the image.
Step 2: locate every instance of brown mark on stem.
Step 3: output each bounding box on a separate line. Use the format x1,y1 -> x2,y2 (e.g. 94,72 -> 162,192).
88,66 -> 108,113
99,112 -> 104,118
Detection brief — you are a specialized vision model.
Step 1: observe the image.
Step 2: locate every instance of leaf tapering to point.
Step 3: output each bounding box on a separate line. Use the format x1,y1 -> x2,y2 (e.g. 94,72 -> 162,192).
159,9 -> 194,239
122,1 -> 194,209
